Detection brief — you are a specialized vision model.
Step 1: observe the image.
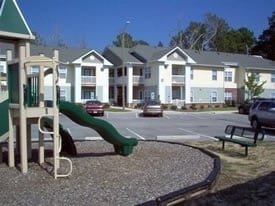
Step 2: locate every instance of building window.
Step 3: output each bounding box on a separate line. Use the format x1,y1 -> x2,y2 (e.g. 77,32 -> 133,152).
190,91 -> 193,102
139,90 -> 143,100
271,73 -> 275,83
190,68 -> 194,80
255,72 -> 260,82
224,71 -> 232,82
82,90 -> 95,100
144,90 -> 151,102
109,86 -> 114,99
82,67 -> 95,76
224,91 -> 232,101
210,91 -> 217,102
271,91 -> 275,98
0,65 -> 4,73
59,66 -> 67,79
212,69 -> 217,80
60,89 -> 66,101
144,67 -> 151,79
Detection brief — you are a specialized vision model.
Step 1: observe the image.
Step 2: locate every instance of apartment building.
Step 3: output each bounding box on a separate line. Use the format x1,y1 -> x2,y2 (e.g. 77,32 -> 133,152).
103,45 -> 275,108
30,45 -> 112,103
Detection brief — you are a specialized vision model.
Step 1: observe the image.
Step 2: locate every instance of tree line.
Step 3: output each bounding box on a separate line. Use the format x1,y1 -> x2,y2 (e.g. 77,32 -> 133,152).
32,11 -> 275,61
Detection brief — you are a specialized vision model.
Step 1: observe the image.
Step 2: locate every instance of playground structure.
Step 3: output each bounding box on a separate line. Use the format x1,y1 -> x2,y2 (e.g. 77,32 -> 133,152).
1,45 -> 138,178
7,46 -> 73,178
0,0 -> 138,179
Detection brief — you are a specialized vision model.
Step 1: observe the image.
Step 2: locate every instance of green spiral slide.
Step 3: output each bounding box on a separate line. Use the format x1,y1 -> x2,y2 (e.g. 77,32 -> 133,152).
59,101 -> 138,156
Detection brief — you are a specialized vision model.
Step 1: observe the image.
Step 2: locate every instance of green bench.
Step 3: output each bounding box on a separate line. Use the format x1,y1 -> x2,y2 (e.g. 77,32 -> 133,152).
214,125 -> 265,156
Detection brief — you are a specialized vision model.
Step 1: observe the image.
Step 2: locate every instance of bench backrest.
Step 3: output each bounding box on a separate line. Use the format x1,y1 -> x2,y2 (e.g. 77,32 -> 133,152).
224,125 -> 265,143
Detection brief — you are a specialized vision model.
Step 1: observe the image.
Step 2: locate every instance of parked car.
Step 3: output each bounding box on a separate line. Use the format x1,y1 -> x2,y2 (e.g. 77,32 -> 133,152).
143,101 -> 163,117
238,97 -> 267,114
248,99 -> 275,129
85,100 -> 104,116
238,101 -> 253,114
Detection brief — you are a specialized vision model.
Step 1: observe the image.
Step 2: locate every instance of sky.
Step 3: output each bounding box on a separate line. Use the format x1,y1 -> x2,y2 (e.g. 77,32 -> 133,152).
17,0 -> 275,51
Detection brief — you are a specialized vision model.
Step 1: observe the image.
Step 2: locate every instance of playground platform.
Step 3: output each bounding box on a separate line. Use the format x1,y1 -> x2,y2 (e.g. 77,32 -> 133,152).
0,140 -> 219,205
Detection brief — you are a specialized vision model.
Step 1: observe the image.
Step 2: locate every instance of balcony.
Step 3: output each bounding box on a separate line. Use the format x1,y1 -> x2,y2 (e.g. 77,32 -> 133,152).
81,76 -> 96,85
133,75 -> 144,84
109,75 -> 144,85
172,75 -> 185,84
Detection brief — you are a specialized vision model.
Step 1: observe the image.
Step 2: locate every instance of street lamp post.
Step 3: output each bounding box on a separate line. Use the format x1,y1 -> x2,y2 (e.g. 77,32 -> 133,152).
121,21 -> 130,110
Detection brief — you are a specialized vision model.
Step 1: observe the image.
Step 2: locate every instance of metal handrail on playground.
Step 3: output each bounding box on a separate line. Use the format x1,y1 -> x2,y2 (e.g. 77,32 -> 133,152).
38,115 -> 73,178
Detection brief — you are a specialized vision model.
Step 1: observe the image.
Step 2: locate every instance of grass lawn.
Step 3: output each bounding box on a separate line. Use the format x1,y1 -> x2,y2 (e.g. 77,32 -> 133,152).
176,140 -> 275,205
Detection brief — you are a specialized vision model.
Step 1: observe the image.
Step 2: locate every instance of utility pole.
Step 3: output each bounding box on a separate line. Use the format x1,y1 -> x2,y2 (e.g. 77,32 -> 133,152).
121,21 -> 130,110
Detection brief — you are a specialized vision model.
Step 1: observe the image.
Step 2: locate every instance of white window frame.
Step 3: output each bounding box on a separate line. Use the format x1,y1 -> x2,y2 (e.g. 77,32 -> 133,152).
59,66 -> 67,79
224,71 -> 232,82
255,72 -> 260,82
212,69 -> 217,80
0,65 -> 4,73
190,91 -> 193,102
210,91 -> 217,103
144,67 -> 151,79
60,89 -> 66,101
190,68 -> 194,80
271,73 -> 275,83
224,91 -> 233,101
144,90 -> 151,102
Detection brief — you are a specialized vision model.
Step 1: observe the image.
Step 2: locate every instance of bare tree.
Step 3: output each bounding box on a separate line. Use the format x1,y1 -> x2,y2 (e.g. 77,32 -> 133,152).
50,25 -> 67,47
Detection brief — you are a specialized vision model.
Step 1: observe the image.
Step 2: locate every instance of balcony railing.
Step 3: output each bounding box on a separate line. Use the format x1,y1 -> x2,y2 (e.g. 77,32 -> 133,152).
109,76 -> 144,85
133,75 -> 144,84
81,76 -> 96,85
172,75 -> 185,84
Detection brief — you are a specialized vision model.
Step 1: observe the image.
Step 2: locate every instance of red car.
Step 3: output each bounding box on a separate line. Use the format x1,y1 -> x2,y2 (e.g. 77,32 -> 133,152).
85,100 -> 104,116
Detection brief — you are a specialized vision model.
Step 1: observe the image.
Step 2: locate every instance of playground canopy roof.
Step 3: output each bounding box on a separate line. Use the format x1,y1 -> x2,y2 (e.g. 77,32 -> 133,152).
0,0 -> 34,40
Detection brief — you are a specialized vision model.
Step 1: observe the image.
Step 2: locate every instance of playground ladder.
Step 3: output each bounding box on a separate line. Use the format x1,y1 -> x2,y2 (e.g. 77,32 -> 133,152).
38,115 -> 72,178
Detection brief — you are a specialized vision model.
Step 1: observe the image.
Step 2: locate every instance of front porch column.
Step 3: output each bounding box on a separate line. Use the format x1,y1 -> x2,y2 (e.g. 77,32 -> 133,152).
114,68 -> 118,104
74,64 -> 82,103
185,65 -> 191,104
127,65 -> 133,107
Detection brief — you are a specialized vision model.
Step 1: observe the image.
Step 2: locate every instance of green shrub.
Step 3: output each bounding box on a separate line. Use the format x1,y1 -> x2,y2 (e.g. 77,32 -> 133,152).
190,104 -> 197,110
181,106 -> 187,110
104,103 -> 110,108
162,104 -> 168,110
170,105 -> 177,110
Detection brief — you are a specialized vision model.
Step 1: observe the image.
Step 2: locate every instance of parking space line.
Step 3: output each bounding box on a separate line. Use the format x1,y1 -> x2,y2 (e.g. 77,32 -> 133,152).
164,114 -> 170,119
157,135 -> 200,140
178,128 -> 216,140
185,114 -> 207,120
126,128 -> 146,140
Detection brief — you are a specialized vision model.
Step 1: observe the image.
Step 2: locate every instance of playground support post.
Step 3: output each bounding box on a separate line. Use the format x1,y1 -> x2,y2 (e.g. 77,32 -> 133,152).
18,40 -> 28,174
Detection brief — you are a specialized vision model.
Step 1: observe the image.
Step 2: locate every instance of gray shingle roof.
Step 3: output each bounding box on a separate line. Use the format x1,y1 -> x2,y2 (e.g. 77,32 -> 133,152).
184,49 -> 275,69
103,46 -> 143,66
129,45 -> 170,62
30,45 -> 91,63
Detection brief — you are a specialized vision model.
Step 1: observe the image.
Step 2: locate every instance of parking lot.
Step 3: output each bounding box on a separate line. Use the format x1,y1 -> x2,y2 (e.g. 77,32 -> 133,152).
59,110 -> 275,141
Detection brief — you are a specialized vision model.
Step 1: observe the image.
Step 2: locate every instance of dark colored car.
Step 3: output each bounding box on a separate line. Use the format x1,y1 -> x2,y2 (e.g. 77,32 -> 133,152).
248,99 -> 275,129
143,101 -> 163,117
85,100 -> 104,116
238,97 -> 267,114
238,101 -> 252,114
